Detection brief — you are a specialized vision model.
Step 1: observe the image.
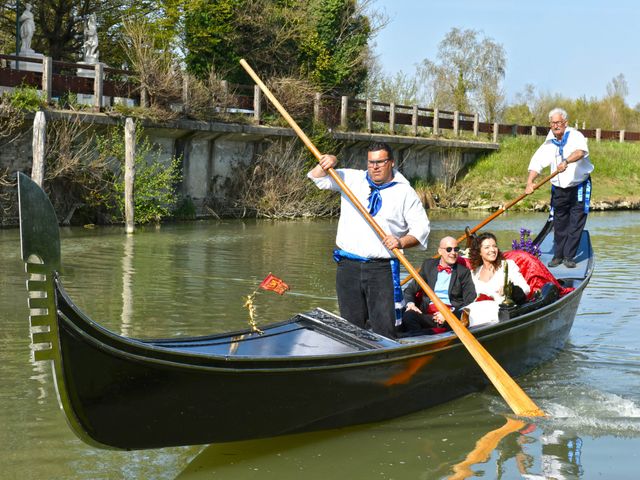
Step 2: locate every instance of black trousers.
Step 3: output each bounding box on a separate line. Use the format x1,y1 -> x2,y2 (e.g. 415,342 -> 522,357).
552,179 -> 590,260
336,258 -> 397,338
401,308 -> 464,334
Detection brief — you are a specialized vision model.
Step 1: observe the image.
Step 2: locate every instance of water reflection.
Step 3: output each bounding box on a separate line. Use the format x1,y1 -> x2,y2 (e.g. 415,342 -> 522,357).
507,427 -> 584,479
448,418 -> 527,479
175,415 -> 590,480
121,233 -> 134,336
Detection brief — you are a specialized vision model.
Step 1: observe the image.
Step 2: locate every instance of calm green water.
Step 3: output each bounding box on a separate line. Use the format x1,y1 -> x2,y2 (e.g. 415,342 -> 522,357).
1,211 -> 639,479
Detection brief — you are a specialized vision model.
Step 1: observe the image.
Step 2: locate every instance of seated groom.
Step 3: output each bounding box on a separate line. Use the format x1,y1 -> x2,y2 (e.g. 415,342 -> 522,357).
400,236 -> 476,335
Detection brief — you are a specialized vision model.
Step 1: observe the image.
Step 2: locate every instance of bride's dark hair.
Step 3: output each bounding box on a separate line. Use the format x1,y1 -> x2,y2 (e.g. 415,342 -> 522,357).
469,232 -> 504,270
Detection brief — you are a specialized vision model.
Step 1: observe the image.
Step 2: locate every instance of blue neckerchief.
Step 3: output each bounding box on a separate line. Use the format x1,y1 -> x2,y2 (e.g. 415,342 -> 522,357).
551,130 -> 570,160
366,173 -> 397,216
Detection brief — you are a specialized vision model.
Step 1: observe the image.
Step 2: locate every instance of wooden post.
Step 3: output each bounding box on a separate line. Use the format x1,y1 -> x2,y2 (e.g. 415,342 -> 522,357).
412,105 -> 419,136
582,121 -> 586,129
182,74 -> 189,114
433,108 -> 439,135
31,112 -> 46,187
313,93 -> 322,123
253,85 -> 262,124
596,128 -> 601,142
389,102 -> 396,135
124,118 -> 136,234
531,125 -> 537,137
93,63 -> 104,112
512,124 -> 518,137
140,87 -> 149,108
42,56 -> 52,104
619,130 -> 625,143
473,113 -> 479,137
366,99 -> 373,133
453,110 -> 459,136
492,122 -> 499,143
340,95 -> 349,129
219,80 -> 229,112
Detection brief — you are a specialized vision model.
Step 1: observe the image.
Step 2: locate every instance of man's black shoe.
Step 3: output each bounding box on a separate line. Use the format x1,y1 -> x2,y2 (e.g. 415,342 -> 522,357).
547,257 -> 563,268
563,258 -> 577,268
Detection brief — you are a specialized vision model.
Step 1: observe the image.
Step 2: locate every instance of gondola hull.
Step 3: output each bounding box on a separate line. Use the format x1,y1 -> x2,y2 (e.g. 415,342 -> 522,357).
17,173 -> 593,450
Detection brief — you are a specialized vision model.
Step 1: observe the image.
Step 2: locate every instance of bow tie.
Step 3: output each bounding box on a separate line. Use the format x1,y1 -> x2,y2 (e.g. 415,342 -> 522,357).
437,264 -> 452,274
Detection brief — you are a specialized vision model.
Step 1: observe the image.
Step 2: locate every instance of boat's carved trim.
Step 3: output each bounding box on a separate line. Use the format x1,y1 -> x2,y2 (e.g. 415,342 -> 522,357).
302,308 -> 395,344
18,173 -> 114,450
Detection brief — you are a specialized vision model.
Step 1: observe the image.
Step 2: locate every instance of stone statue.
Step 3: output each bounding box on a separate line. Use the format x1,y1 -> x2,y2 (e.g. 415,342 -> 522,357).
83,14 -> 99,63
19,3 -> 35,53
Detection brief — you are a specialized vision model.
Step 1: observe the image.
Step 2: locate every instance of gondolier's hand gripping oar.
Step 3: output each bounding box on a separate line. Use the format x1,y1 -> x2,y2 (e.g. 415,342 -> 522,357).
239,59 -> 544,417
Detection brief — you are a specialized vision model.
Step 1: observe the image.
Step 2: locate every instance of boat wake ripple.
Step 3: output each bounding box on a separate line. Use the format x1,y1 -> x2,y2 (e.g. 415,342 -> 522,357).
542,389 -> 640,436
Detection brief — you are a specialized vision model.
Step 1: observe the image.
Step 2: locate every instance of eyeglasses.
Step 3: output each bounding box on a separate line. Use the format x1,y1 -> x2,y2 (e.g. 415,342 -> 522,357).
367,158 -> 392,167
441,246 -> 460,253
550,120 -> 566,126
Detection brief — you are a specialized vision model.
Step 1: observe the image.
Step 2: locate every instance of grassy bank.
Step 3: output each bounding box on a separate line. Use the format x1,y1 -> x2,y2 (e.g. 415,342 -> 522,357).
436,136 -> 640,210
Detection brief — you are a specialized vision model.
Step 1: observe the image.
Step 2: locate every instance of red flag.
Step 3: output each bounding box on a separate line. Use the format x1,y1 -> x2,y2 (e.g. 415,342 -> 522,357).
259,273 -> 290,295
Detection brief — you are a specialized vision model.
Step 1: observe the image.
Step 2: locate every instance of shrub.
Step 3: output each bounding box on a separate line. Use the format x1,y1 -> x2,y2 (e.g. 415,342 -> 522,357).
5,84 -> 45,112
96,123 -> 182,224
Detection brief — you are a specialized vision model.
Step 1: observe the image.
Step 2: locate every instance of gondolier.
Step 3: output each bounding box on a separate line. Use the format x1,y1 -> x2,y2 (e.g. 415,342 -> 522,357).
308,142 -> 430,338
525,108 -> 594,269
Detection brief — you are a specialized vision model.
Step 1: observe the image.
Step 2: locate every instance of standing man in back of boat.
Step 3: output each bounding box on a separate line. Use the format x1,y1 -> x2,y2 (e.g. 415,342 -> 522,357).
525,108 -> 594,269
308,142 -> 430,338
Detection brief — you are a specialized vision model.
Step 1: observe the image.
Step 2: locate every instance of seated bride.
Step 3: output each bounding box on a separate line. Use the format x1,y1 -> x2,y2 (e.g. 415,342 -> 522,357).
465,232 -> 530,327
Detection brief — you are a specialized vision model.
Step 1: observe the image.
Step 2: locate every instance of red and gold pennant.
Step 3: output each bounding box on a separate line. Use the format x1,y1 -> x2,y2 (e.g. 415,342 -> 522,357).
259,273 -> 290,295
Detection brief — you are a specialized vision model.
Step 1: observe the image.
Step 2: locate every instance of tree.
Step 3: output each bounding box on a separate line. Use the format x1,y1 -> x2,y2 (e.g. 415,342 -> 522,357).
417,28 -> 506,120
603,73 -> 629,129
372,70 -> 419,105
298,0 -> 371,94
182,0 -> 373,95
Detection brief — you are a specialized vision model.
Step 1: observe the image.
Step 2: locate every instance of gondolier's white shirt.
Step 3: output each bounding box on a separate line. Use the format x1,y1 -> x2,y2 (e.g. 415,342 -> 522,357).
528,127 -> 594,188
308,168 -> 430,259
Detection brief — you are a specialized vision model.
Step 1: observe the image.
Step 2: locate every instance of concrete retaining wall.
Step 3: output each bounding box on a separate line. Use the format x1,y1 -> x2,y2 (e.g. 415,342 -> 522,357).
1,111 -> 498,218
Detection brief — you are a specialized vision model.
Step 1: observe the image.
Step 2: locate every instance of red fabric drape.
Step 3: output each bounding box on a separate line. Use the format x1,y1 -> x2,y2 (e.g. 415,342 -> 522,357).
503,250 -> 574,298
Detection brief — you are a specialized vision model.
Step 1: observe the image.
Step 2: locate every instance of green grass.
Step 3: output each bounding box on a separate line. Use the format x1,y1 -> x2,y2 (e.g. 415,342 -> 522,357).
451,136 -> 640,208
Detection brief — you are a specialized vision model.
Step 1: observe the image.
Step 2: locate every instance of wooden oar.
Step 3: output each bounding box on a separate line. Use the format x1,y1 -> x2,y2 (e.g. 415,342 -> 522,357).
240,59 -> 544,417
400,169 -> 561,286
453,169 -> 560,245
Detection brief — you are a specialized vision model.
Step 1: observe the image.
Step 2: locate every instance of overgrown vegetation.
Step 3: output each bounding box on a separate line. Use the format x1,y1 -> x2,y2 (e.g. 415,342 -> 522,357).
121,19 -> 182,114
235,139 -> 338,218
3,84 -> 45,112
94,124 -> 182,224
37,116 -> 181,225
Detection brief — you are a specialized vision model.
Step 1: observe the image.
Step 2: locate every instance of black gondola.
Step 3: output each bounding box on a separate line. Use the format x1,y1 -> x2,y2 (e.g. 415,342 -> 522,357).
17,173 -> 593,450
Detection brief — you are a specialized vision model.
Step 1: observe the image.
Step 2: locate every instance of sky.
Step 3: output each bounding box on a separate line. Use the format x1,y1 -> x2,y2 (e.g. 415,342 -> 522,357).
371,0 -> 640,107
